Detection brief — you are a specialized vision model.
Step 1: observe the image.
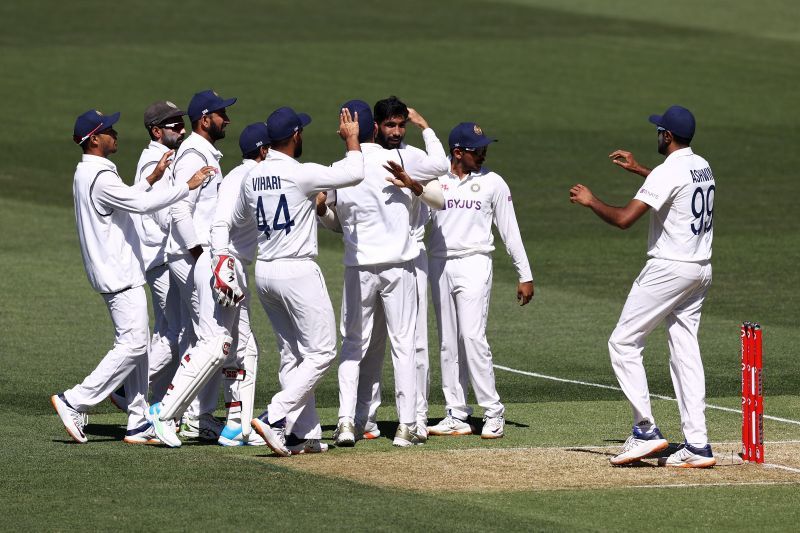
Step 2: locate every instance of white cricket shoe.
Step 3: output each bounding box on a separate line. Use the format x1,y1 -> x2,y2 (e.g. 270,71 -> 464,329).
416,418 -> 428,443
427,413 -> 473,436
660,443 -> 717,468
148,402 -> 181,448
610,426 -> 669,466
334,418 -> 356,447
251,415 -> 290,457
51,393 -> 88,443
287,438 -> 329,454
180,413 -> 224,441
218,424 -> 266,447
481,416 -> 505,439
123,422 -> 161,445
393,423 -> 423,447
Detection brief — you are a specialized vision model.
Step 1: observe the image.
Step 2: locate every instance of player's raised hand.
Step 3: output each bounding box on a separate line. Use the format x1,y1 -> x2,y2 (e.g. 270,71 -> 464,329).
569,183 -> 595,206
187,166 -> 217,190
384,160 -> 423,196
145,149 -> 175,185
517,281 -> 534,306
338,108 -> 359,140
407,107 -> 429,130
609,150 -> 651,177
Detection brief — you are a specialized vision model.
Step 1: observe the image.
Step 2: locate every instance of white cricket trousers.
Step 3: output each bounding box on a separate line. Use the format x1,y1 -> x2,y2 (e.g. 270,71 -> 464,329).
168,251 -> 220,417
338,260 -> 418,426
145,263 -> 181,402
430,253 -> 503,420
64,286 -> 149,431
354,249 -> 429,427
194,251 -> 257,425
609,258 -> 712,446
257,259 -> 336,440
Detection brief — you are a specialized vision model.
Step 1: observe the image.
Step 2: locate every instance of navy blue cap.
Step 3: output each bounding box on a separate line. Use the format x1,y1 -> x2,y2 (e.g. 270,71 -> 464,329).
649,105 -> 695,140
266,106 -> 312,142
73,109 -> 120,144
341,99 -> 374,143
448,122 -> 497,150
239,122 -> 270,157
187,89 -> 237,122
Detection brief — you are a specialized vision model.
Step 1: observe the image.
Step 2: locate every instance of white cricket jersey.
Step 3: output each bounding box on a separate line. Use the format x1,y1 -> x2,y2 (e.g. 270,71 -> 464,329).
429,167 -> 533,282
634,147 -> 715,262
166,132 -> 223,256
232,149 -> 364,262
331,143 -> 419,267
210,159 -> 259,264
396,129 -> 449,248
132,141 -> 171,270
73,154 -> 190,293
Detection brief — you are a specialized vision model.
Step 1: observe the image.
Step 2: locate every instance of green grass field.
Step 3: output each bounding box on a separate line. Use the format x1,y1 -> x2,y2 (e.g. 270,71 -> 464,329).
2,1 -> 799,530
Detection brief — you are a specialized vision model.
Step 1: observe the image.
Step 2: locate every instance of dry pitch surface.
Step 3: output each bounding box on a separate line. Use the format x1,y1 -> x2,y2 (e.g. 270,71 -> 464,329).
261,441 -> 800,492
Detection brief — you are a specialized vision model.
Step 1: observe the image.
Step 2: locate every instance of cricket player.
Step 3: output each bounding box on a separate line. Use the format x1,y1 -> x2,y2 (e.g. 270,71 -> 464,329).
149,123 -> 271,448
344,96 -> 449,442
52,109 -> 211,444
569,105 -> 716,468
427,122 -> 534,439
241,106 -> 364,456
316,99 -> 444,448
161,89 -> 236,441
115,101 -> 187,409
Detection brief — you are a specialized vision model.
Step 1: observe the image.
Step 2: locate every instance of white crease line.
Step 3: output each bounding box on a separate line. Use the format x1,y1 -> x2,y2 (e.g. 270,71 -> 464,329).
764,463 -> 800,474
627,481 -> 799,489
495,364 -> 800,426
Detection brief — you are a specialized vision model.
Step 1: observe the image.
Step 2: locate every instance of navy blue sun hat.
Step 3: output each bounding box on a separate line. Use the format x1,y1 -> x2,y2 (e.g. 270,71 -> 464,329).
267,106 -> 312,142
340,99 -> 374,143
239,122 -> 271,157
73,109 -> 120,144
448,122 -> 497,150
187,89 -> 237,122
649,105 -> 695,140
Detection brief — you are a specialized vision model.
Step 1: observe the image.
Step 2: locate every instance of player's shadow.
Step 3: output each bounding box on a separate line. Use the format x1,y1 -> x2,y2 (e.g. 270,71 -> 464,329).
566,441 -> 681,467
53,422 -> 121,443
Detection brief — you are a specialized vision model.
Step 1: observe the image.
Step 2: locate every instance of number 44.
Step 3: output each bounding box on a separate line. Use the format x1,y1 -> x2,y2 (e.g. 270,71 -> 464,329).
256,194 -> 295,239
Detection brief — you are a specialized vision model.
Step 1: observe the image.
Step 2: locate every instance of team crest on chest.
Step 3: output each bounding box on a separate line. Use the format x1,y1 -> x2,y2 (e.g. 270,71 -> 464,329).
470,183 -> 481,193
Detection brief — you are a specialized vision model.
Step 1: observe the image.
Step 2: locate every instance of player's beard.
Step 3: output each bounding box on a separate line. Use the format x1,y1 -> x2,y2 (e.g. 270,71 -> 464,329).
294,137 -> 303,158
209,121 -> 226,141
376,129 -> 402,149
657,135 -> 668,155
163,131 -> 184,150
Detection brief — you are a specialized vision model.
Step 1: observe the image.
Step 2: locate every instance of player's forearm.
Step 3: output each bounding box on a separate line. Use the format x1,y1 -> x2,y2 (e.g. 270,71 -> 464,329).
97,179 -> 189,215
587,197 -> 633,229
209,220 -> 232,258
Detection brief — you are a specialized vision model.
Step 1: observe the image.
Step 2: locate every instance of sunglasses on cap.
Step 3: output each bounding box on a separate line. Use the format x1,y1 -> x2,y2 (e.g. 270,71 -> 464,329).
461,146 -> 487,156
159,121 -> 185,131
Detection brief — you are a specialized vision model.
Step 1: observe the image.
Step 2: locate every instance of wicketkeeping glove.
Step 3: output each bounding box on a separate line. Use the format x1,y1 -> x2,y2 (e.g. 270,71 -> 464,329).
213,255 -> 245,307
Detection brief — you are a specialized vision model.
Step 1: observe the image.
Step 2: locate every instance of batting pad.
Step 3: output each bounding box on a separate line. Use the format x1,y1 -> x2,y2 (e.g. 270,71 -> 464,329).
159,334 -> 233,421
223,335 -> 259,436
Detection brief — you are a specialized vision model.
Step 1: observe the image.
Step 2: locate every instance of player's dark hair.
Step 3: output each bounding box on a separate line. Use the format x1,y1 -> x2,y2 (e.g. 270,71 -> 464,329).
672,133 -> 692,146
146,125 -> 158,142
243,148 -> 261,160
374,96 -> 408,124
271,136 -> 292,149
191,119 -> 200,131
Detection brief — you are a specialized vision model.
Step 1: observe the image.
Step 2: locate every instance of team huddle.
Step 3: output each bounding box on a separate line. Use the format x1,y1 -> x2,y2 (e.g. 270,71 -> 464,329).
53,90 -> 718,468
53,91 -> 534,456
